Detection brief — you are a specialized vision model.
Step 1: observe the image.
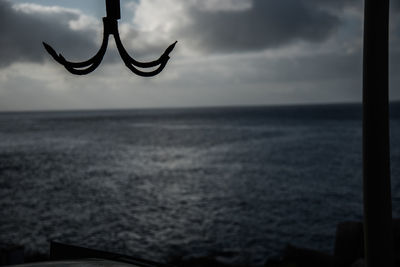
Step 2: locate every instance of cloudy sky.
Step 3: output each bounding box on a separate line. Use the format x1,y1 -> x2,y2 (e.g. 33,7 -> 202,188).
0,0 -> 399,111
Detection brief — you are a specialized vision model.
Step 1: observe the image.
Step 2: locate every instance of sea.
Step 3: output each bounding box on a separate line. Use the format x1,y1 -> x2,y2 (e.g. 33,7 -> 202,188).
0,103 -> 399,266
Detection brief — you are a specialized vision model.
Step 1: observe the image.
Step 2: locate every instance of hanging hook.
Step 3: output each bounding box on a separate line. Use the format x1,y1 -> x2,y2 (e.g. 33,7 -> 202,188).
43,0 -> 177,76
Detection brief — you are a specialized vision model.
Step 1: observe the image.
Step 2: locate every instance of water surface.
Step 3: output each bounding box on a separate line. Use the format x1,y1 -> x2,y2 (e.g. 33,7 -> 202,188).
1,103 -> 399,266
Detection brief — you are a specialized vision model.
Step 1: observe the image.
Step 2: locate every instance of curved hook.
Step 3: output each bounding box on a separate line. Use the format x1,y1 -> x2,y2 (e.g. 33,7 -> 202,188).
42,18 -> 110,75
43,16 -> 177,76
122,55 -> 169,77
114,35 -> 176,77
112,21 -> 177,77
114,31 -> 176,69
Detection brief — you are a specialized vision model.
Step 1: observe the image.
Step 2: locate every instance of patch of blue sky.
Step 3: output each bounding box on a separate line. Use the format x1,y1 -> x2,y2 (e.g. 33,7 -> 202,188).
11,0 -> 138,20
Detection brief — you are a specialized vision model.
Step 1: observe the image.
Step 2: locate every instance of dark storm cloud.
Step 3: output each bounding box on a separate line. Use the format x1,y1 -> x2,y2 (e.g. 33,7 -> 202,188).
0,0 -> 98,68
180,0 -> 360,53
0,0 -> 366,67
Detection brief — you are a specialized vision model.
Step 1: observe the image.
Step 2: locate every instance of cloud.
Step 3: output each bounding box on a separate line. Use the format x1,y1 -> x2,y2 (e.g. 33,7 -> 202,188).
0,0 -> 99,68
131,0 -> 361,54
0,0 -> 364,68
184,0 -> 339,52
0,0 -> 180,69
2,0 -> 400,111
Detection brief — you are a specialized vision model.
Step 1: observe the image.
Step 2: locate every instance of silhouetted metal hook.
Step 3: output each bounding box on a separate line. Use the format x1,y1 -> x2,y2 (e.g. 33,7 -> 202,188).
43,0 -> 177,76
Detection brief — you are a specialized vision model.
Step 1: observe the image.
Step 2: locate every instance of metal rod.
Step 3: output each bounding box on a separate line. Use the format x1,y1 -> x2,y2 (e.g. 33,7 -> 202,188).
362,0 -> 394,266
106,0 -> 121,20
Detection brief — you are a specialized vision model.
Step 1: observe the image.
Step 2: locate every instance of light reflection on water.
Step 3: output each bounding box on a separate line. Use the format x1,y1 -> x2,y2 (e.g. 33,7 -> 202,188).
0,104 -> 399,266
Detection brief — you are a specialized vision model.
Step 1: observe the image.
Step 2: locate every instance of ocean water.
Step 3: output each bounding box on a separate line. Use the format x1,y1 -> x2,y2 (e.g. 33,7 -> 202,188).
0,103 -> 399,266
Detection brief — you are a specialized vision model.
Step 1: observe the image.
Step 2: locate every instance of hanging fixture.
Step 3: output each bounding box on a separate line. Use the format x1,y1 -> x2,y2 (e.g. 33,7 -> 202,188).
43,0 -> 177,77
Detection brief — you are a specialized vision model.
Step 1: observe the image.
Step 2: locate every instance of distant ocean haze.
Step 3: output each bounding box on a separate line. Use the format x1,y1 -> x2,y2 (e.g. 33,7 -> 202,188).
0,103 -> 399,266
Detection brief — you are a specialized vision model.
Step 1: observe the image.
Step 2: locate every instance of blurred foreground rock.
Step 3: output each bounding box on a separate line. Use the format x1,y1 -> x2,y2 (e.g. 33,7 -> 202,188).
0,243 -> 24,265
334,221 -> 364,267
264,245 -> 334,267
265,218 -> 400,267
